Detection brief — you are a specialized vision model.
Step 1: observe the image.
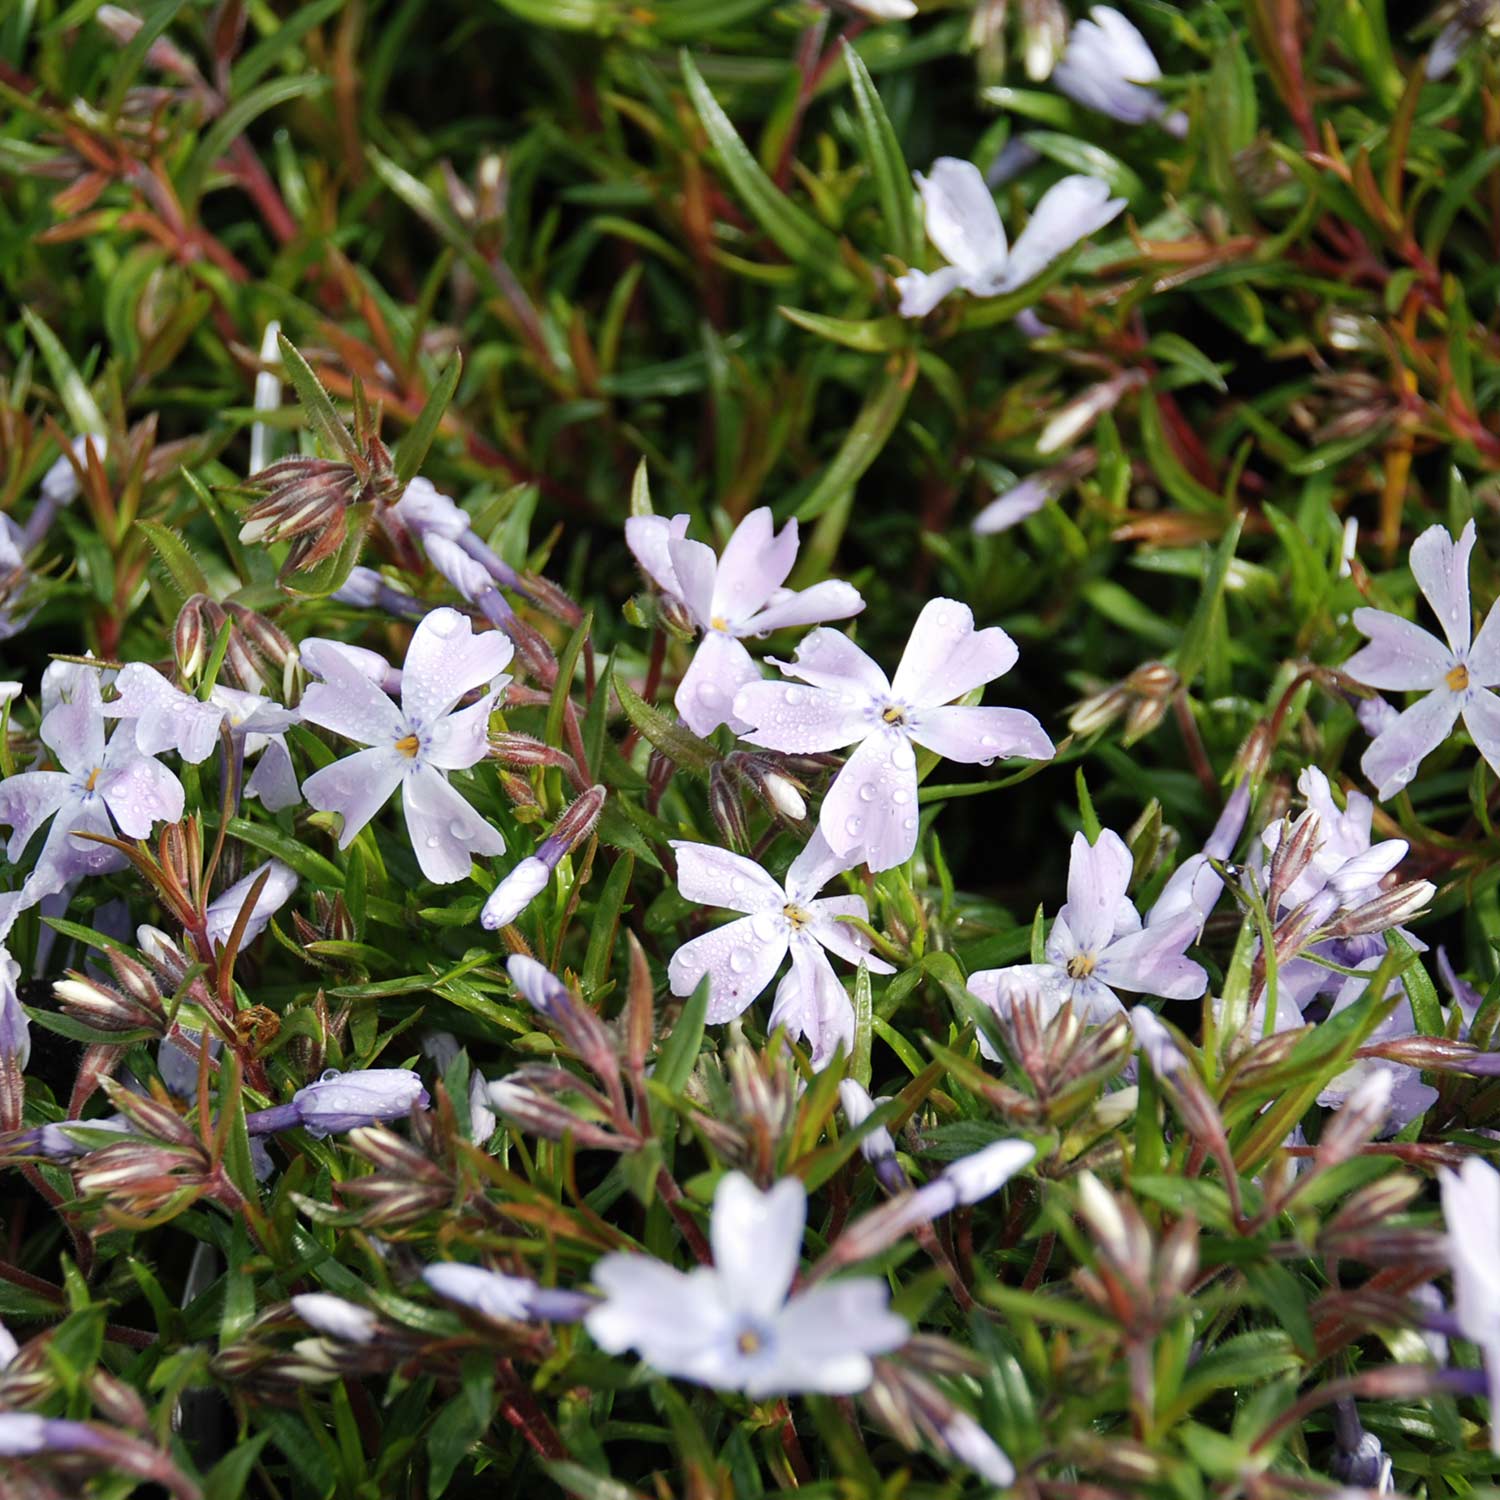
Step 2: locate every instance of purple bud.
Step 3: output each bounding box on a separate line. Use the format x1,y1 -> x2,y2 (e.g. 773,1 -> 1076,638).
289,1068 -> 429,1138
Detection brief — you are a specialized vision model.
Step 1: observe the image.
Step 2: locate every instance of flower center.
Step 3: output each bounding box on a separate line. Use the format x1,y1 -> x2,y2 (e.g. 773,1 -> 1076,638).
1066,953 -> 1097,980
395,733 -> 421,758
84,767 -> 102,792
710,616 -> 730,633
881,703 -> 908,728
782,902 -> 810,931
1447,662 -> 1471,693
736,1328 -> 763,1355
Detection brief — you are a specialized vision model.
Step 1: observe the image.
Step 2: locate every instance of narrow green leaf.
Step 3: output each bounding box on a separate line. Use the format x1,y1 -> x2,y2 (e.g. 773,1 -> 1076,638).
778,307 -> 910,353
22,308 -> 106,437
1173,514 -> 1245,688
794,354 -> 915,520
275,333 -> 360,464
136,519 -> 211,600
653,974 -> 710,1095
611,662 -> 716,778
395,353 -> 463,485
843,41 -> 919,264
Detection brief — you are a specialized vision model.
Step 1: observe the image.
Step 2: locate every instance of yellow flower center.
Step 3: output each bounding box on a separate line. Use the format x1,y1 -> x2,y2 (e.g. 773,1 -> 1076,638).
1447,662 -> 1471,692
85,767 -> 101,792
395,733 -> 421,758
710,616 -> 730,632
1066,953 -> 1097,980
783,902 -> 810,931
881,704 -> 907,727
736,1329 -> 762,1355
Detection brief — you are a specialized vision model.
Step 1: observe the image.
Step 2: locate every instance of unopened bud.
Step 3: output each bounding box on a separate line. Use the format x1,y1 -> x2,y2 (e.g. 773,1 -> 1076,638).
1316,1067 -> 1394,1168
1234,721 -> 1274,782
481,857 -> 549,930
224,602 -> 296,670
548,784 -> 606,851
1267,810 -> 1322,913
54,974 -> 163,1033
173,595 -> 211,680
1331,881 -> 1436,938
708,764 -> 750,850
1068,684 -> 1128,737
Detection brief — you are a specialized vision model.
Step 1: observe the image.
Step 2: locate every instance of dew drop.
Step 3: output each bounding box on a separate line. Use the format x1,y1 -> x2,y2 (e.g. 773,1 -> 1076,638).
425,835 -> 442,849
784,686 -> 805,706
697,682 -> 724,707
890,741 -> 915,770
730,875 -> 747,894
728,950 -> 752,974
844,814 -> 864,838
903,816 -> 917,831
447,819 -> 469,839
858,783 -> 876,802
892,787 -> 911,805
750,913 -> 779,941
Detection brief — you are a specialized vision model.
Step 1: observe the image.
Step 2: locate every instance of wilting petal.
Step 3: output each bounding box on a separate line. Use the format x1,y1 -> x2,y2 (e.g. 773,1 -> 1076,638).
1463,689 -> 1500,784
891,598 -> 1018,708
911,704 -> 1053,765
820,732 -> 921,872
668,912 -> 788,1022
756,1279 -> 907,1396
1097,910 -> 1207,1000
712,1173 -> 805,1318
742,580 -> 865,636
245,736 -> 301,811
401,609 -> 513,728
1345,608 -> 1451,691
771,941 -> 856,1068
1361,688 -> 1463,800
625,514 -> 691,598
402,763 -> 505,884
300,642 -> 403,747
772,626 -> 890,697
666,535 -> 718,629
426,688 -> 502,771
735,679 -> 870,754
101,664 -> 226,764
895,265 -> 967,318
1061,830 -> 1135,958
670,840 -> 785,914
997,176 -> 1125,292
303,746 -> 406,848
1410,520 -> 1476,657
676,631 -> 761,735
0,771 -> 71,861
98,755 -> 185,838
712,508 -> 798,626
915,158 -> 1008,282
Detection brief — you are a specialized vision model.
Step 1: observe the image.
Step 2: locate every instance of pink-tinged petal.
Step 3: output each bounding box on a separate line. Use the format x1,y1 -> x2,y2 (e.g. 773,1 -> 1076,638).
1361,688 -> 1463,800
895,265 -> 966,319
784,826 -> 858,903
676,631 -> 761,736
910,704 -> 1053,765
770,942 -> 855,1069
711,1173 -> 805,1317
624,514 -> 691,598
1463,689 -> 1500,784
734,679 -> 870,754
98,756 -> 184,838
426,689 -> 502,771
756,1279 -> 907,1397
401,609 -> 513,728
302,746 -> 406,848
801,897 -> 894,972
820,732 -> 920,872
915,158 -> 1007,281
741,580 -> 865,636
39,695 -> 104,778
245,737 -> 301,811
668,913 -> 788,1022
1096,910 -> 1208,1000
401,763 -> 505,884
665,535 -> 718,629
891,598 -> 1019,708
1062,830 -> 1135,958
773,626 -> 890,698
669,841 -> 785,914
0,771 -> 71,862
997,176 -> 1125,292
1411,520 -> 1476,657
100,664 -> 225,764
1345,608 -> 1451,691
1469,602 -> 1500,687
299,642 -> 404,747
712,508 -> 798,626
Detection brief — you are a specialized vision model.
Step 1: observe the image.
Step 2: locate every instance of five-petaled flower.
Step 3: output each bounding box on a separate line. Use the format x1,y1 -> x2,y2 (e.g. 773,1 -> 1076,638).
0,669 -> 184,911
667,832 -> 893,1067
585,1171 -> 908,1395
1344,521 -> 1500,800
733,598 -> 1053,871
969,827 -> 1208,1033
894,157 -> 1124,318
300,607 -> 510,883
625,507 -> 864,735
1052,6 -> 1188,135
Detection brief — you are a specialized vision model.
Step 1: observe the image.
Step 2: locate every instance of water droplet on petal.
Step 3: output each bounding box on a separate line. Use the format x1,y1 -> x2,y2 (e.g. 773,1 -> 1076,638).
892,787 -> 911,805
425,835 -> 441,849
447,819 -> 469,839
858,783 -> 875,803
890,741 -> 915,770
697,682 -> 724,707
903,816 -> 917,831
784,686 -> 805,706
728,950 -> 751,974
750,913 -> 779,941
845,814 -> 864,838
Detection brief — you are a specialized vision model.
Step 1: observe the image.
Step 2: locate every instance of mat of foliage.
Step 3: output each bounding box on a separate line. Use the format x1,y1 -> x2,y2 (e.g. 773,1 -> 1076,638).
2,1 -> 1500,1497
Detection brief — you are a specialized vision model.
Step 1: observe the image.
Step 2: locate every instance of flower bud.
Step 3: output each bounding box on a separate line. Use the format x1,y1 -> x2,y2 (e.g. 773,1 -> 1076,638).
426,534 -> 495,604
290,1293 -> 378,1344
290,1068 -> 430,1138
332,567 -> 385,608
762,771 -> 806,821
938,1138 -> 1034,1206
422,1263 -> 538,1321
173,595 -> 212,680
1330,881 -> 1436,938
480,857 -> 549,930
708,763 -> 750,850
54,973 -> 164,1033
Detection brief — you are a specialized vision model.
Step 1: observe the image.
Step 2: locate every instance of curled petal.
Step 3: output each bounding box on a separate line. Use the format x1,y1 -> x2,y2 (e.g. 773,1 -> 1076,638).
895,265 -> 966,319
624,514 -> 691,599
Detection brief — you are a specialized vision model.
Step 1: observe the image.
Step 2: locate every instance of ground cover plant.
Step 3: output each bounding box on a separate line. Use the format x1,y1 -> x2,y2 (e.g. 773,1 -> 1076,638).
5,0 -> 1500,1495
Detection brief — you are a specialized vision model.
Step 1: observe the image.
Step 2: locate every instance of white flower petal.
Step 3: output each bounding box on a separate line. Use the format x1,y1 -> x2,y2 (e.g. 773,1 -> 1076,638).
670,841 -> 785,914
667,912 -> 788,1022
820,732 -> 922,872
890,598 -> 1018,708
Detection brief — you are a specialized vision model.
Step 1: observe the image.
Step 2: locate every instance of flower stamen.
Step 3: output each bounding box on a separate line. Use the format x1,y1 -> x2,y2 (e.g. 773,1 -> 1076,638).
395,733 -> 421,758
1447,662 -> 1471,692
1066,953 -> 1097,980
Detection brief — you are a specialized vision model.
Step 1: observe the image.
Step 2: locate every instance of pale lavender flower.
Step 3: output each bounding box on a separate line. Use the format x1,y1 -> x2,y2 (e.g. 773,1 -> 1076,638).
0,1414 -> 115,1458
300,607 -> 510,883
422,1262 -> 592,1323
894,158 -> 1124,318
733,598 -> 1053,871
1437,947 -> 1484,1033
0,669 -> 184,909
302,637 -> 403,696
210,686 -> 302,811
0,945 -> 26,1069
203,860 -> 297,949
667,832 -> 893,1068
838,1078 -> 905,1192
1143,777 -> 1251,932
291,1293 -> 378,1344
938,1409 -> 1015,1486
480,785 -> 606,929
1052,7 -> 1187,135
626,507 -> 863,736
246,1067 -> 430,1138
1440,1154 -> 1500,1451
101,663 -> 226,763
969,829 -> 1207,1036
972,471 -> 1063,535
1344,521 -> 1500,799
469,1071 -> 497,1142
23,433 -> 107,552
586,1171 -> 908,1395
